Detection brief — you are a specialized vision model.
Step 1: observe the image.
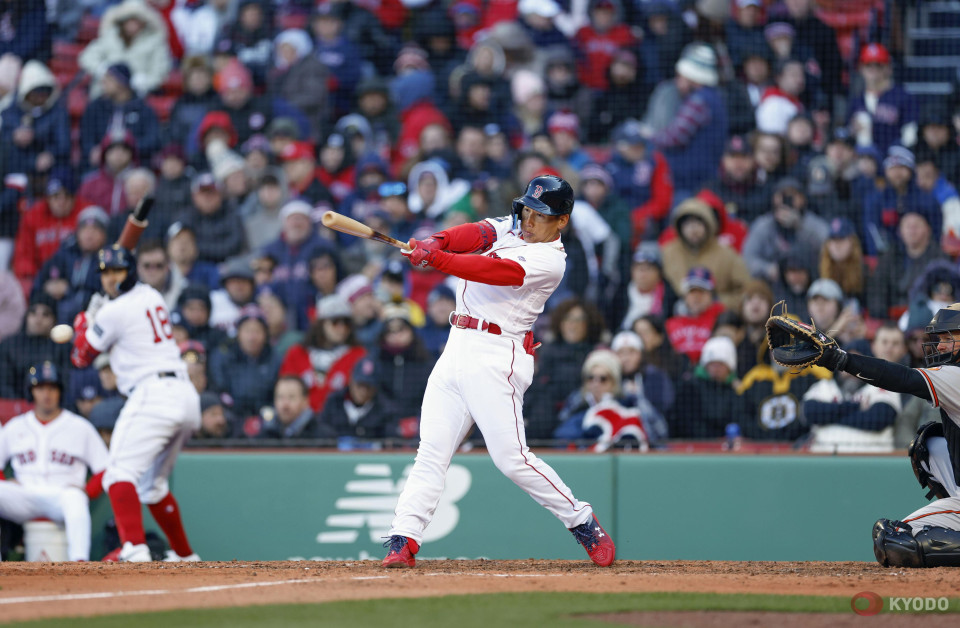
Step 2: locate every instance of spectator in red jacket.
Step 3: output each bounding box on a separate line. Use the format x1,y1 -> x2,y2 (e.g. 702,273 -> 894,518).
666,267 -> 725,364
574,0 -> 637,91
14,179 -> 92,281
658,188 -> 749,254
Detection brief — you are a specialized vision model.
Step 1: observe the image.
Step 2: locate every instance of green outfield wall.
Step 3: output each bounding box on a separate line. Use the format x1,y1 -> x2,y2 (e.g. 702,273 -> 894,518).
155,452 -> 924,562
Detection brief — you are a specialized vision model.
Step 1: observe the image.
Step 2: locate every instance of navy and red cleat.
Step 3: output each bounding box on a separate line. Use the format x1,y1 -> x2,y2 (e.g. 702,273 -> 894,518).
382,535 -> 419,568
570,515 -> 616,567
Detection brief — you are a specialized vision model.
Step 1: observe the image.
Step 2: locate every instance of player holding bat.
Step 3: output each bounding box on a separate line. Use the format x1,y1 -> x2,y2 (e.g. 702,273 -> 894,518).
70,196 -> 201,562
378,175 -> 616,568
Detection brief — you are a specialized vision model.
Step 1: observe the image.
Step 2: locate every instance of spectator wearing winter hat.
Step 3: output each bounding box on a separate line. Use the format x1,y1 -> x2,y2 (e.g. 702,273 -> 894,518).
660,197 -> 750,311
337,273 -> 382,347
665,267 -> 726,364
209,304 -> 279,418
80,63 -> 160,171
78,0 -> 171,98
604,122 -> 673,244
645,43 -> 729,196
669,335 -> 745,439
209,257 -> 257,333
14,179 -> 93,281
547,111 -> 591,173
510,68 -> 550,142
269,29 -> 329,142
612,329 -> 674,419
755,57 -> 807,136
620,245 -> 677,330
311,2 -> 362,119
847,43 -> 918,155
574,0 -> 637,91
280,294 -> 367,413
261,200 -> 335,317
805,277 -> 866,347
518,0 -> 571,56
210,148 -> 249,205
862,145 -> 941,257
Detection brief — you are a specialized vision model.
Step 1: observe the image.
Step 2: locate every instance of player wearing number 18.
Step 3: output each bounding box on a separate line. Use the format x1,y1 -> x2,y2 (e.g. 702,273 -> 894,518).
70,244 -> 201,562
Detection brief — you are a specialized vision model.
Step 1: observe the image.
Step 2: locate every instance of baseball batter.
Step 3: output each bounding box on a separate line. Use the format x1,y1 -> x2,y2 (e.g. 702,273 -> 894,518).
381,175 -> 615,568
0,361 -> 108,561
71,244 -> 201,562
810,303 -> 960,566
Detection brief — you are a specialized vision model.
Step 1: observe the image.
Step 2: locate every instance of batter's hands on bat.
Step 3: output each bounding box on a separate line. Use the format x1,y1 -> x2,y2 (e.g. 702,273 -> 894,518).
86,293 -> 107,318
402,237 -> 441,268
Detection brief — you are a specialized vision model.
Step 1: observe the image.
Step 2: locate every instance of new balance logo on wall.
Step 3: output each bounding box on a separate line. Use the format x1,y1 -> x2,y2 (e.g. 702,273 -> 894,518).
316,463 -> 472,545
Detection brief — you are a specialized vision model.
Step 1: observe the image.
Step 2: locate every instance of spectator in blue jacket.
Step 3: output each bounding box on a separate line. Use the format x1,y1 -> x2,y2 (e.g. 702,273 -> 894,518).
0,0 -> 51,62
32,206 -> 109,324
79,63 -> 160,172
0,59 -> 71,187
862,146 -> 941,257
725,0 -> 769,68
847,43 -> 918,155
168,56 -> 222,152
261,200 -> 335,323
209,305 -> 279,418
310,2 -> 362,120
645,43 -> 728,198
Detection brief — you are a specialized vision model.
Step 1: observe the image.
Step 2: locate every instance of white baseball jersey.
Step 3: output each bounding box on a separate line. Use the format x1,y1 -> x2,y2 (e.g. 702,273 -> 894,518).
0,410 -> 109,489
86,283 -> 187,395
916,366 -> 960,429
455,216 -> 566,336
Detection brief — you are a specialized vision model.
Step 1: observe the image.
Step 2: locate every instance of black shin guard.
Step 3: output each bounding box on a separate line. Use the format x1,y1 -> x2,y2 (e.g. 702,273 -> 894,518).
874,518 -> 960,567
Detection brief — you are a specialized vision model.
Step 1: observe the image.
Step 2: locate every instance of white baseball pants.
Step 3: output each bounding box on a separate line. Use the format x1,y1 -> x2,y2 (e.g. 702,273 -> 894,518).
902,436 -> 960,533
102,376 -> 201,504
389,327 -> 593,544
0,483 -> 91,561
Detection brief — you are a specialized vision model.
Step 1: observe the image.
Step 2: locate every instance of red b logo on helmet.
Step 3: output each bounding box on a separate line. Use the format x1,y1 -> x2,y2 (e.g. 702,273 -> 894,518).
532,185 -> 543,199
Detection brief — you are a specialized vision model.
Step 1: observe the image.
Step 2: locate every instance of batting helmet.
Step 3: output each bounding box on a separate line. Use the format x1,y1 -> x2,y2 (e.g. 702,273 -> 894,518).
922,303 -> 960,367
25,360 -> 62,400
98,244 -> 138,294
512,175 -> 574,219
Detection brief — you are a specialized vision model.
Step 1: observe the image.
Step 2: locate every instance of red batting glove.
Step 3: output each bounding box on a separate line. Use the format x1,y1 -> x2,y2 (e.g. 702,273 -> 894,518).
402,237 -> 440,268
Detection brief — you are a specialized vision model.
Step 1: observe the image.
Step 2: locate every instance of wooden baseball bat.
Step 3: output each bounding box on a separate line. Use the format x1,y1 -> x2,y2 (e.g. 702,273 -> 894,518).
117,195 -> 155,250
321,211 -> 411,251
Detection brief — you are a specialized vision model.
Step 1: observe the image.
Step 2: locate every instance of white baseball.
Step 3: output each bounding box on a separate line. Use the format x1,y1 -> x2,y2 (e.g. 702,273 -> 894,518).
50,324 -> 74,344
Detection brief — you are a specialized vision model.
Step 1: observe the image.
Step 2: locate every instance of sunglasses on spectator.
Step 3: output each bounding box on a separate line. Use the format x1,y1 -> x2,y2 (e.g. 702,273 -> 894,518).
585,374 -> 611,383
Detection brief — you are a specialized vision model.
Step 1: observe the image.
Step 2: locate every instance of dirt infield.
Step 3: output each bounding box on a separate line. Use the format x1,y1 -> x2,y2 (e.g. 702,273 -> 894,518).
0,560 -> 958,623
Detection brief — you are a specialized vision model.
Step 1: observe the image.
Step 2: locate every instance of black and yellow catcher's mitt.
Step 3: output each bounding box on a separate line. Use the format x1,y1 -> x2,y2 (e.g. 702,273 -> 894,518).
764,300 -> 839,368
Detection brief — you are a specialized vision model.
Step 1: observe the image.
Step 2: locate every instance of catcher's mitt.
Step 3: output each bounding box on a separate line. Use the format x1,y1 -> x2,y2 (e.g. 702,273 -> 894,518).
765,300 -> 840,368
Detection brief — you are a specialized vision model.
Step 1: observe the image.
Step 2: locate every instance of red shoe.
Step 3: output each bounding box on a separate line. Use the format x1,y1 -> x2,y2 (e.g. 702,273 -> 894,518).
382,535 -> 419,568
570,515 -> 616,567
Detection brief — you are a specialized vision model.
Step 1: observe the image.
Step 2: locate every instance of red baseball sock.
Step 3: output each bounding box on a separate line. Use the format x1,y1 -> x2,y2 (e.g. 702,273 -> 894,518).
149,493 -> 193,557
108,482 -> 146,546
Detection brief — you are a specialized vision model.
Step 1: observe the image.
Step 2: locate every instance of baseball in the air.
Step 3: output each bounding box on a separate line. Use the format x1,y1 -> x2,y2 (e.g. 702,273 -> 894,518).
50,324 -> 74,344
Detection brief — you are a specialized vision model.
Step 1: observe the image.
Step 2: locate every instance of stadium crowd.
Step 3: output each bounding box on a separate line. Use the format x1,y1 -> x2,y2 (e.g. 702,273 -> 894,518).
0,0 -> 951,452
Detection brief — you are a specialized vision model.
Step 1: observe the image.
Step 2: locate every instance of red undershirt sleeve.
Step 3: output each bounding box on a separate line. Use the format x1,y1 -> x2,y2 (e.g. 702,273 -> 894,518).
434,221 -> 499,254
428,251 -> 526,286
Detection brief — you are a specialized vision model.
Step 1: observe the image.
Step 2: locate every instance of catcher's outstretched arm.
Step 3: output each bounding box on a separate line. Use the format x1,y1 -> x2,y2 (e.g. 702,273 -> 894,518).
840,353 -> 930,400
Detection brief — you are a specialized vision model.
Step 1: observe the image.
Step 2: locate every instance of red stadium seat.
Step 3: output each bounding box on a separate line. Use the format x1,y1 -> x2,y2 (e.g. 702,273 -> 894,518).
77,14 -> 101,45
276,12 -> 309,31
68,88 -> 88,121
160,68 -> 183,98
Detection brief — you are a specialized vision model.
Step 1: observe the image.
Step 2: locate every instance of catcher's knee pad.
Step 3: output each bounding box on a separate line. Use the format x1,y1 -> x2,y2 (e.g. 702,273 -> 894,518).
873,518 -> 960,567
908,422 -> 948,500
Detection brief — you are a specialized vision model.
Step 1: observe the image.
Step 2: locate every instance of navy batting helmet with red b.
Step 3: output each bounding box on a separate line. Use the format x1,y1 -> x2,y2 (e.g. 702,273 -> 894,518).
98,244 -> 138,293
512,175 -> 574,218
25,360 -> 62,400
